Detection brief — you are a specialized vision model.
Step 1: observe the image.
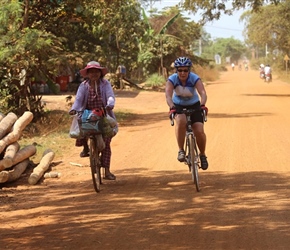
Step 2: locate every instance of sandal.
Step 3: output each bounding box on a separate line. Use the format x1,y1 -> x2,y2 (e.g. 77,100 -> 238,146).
103,173 -> 116,180
80,150 -> 89,158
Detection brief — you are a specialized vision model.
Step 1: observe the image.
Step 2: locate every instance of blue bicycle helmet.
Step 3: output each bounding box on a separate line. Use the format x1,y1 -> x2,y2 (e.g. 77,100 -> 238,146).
174,57 -> 192,68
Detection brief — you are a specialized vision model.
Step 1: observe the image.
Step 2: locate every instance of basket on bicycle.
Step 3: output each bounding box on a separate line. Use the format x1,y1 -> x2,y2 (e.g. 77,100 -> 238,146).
79,109 -> 115,138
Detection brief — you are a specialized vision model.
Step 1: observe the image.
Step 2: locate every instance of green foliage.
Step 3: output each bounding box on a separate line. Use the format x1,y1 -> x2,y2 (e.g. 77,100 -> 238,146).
182,0 -> 282,21
202,37 -> 246,63
0,1 -> 64,116
144,73 -> 165,87
244,2 -> 290,54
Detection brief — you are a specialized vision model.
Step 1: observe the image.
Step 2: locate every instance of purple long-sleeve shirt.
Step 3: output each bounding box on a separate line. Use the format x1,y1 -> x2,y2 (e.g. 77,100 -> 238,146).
70,79 -> 116,120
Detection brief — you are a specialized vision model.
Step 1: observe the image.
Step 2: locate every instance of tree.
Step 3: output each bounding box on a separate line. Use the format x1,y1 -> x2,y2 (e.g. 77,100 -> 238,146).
202,37 -> 246,63
0,0 -> 145,117
0,0 -> 64,117
182,0 -> 282,21
242,1 -> 290,57
138,6 -> 204,77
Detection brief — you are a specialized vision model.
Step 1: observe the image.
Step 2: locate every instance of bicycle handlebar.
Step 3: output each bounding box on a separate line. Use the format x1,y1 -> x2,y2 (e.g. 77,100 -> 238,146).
169,108 -> 207,126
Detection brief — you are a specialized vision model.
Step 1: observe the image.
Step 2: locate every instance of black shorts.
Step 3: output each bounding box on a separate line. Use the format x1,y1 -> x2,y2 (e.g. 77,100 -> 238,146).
174,102 -> 204,124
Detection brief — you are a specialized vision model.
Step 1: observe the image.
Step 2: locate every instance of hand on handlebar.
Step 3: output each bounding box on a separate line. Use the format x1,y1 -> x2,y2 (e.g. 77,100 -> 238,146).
69,110 -> 76,115
200,105 -> 208,116
105,105 -> 114,111
169,106 -> 176,119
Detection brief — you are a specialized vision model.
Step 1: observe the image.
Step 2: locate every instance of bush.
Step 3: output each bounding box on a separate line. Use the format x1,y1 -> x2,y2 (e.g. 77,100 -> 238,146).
145,73 -> 166,88
193,65 -> 220,82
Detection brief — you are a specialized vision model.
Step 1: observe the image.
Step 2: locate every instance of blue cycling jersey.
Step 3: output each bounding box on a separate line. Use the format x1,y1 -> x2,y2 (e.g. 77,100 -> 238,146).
168,72 -> 200,106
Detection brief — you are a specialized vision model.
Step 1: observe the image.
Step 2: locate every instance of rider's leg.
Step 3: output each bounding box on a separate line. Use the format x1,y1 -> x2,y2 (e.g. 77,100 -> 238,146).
76,138 -> 89,157
101,137 -> 116,180
175,113 -> 186,150
175,113 -> 186,161
192,122 -> 206,155
193,122 -> 208,170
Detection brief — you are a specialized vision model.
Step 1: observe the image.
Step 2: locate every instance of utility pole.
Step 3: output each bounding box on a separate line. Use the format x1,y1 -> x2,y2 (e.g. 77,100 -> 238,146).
199,39 -> 202,56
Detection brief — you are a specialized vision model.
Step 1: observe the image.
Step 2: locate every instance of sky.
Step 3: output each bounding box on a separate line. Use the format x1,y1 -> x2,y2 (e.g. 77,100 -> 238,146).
149,0 -> 246,41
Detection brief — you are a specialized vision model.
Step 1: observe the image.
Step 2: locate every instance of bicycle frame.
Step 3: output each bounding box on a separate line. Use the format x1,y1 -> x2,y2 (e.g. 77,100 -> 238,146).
183,108 -> 201,191
170,107 -> 206,192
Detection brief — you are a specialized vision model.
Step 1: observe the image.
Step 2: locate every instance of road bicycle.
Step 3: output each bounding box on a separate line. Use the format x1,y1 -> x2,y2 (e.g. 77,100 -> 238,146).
170,108 -> 207,192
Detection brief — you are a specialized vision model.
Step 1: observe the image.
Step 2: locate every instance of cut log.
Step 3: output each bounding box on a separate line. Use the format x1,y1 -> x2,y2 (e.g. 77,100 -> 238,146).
44,172 -> 61,178
0,111 -> 33,154
0,112 -> 18,140
0,144 -> 36,171
0,112 -> 5,122
0,170 -> 9,183
28,149 -> 55,185
0,142 -> 20,170
0,159 -> 30,183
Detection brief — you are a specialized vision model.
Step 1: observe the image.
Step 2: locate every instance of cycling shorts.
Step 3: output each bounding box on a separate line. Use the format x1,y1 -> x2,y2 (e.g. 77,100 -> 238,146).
174,101 -> 204,124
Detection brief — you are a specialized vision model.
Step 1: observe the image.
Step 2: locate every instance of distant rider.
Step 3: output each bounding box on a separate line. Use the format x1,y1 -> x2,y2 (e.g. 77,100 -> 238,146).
259,63 -> 265,79
231,63 -> 235,71
264,64 -> 272,81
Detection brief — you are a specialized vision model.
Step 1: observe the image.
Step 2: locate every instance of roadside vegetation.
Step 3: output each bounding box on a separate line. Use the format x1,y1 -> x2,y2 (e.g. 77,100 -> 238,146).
1,0 -> 289,120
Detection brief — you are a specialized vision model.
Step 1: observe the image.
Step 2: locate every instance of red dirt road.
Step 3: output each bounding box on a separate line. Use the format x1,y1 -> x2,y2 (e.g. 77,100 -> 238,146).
1,68 -> 290,249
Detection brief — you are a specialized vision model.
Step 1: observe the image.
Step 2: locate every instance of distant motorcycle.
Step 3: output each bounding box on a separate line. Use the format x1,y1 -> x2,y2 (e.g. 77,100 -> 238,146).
260,71 -> 265,79
265,73 -> 271,83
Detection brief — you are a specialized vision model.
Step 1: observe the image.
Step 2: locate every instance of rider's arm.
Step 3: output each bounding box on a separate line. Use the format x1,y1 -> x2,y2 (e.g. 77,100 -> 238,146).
195,79 -> 207,105
165,80 -> 175,109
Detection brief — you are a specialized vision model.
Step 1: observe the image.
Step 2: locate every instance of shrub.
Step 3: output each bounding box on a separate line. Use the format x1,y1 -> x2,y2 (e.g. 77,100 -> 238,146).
145,73 -> 166,88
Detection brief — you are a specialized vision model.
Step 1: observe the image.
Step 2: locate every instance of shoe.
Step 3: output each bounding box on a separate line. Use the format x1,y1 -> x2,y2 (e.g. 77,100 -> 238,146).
177,150 -> 185,162
103,173 -> 116,180
200,155 -> 208,170
80,150 -> 89,157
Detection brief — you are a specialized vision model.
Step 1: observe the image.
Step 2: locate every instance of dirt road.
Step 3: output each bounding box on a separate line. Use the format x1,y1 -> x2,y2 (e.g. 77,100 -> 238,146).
1,68 -> 290,249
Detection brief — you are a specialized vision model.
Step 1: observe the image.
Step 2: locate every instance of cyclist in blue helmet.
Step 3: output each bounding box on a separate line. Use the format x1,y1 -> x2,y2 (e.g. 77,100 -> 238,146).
165,56 -> 209,170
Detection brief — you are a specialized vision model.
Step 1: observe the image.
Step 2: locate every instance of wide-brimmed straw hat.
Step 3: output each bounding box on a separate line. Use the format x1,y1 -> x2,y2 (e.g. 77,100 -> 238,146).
80,61 -> 108,77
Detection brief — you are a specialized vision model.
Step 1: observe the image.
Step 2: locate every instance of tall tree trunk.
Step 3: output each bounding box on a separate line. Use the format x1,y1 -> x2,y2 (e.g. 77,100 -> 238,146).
22,0 -> 30,29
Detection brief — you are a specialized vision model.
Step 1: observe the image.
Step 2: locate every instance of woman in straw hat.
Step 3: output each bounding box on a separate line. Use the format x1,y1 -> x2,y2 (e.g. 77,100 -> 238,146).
69,61 -> 117,180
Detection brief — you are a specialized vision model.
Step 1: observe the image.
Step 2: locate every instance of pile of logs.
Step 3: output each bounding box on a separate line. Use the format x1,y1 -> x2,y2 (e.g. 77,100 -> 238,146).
0,111 -> 55,185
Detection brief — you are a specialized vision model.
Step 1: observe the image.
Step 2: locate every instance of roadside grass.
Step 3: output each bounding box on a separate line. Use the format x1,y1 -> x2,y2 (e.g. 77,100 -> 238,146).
275,70 -> 290,84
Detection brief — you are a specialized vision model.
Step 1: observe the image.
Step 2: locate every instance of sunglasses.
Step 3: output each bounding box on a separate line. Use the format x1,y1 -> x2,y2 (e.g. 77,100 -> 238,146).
177,69 -> 189,73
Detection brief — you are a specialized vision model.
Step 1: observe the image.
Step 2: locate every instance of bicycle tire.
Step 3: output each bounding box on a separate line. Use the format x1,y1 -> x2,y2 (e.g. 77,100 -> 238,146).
189,135 -> 200,192
89,137 -> 101,193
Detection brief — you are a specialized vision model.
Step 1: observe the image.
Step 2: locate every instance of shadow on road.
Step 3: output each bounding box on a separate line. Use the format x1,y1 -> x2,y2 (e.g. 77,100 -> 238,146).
1,170 -> 290,249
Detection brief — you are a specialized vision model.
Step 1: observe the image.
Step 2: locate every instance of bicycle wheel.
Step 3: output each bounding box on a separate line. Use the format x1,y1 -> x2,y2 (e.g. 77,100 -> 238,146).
89,137 -> 101,193
189,135 -> 200,192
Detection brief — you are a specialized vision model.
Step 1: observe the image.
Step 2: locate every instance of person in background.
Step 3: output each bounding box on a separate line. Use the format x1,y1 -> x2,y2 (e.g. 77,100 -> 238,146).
259,63 -> 265,78
165,57 -> 209,170
69,61 -> 117,180
231,62 -> 235,71
264,64 -> 272,81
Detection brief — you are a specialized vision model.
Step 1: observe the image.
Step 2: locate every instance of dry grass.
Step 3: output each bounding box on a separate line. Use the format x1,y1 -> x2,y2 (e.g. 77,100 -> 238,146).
193,64 -> 220,82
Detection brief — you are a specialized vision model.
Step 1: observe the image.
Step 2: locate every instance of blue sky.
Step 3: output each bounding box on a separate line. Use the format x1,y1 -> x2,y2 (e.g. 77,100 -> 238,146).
150,0 -> 246,41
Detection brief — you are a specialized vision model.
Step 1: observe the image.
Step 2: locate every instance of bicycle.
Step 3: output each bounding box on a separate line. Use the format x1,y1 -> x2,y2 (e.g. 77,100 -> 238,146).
88,134 -> 102,193
170,108 -> 207,192
72,110 -> 107,193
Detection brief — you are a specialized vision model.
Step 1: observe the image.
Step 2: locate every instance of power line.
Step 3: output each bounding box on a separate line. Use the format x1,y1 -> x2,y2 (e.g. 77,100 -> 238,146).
204,25 -> 243,32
